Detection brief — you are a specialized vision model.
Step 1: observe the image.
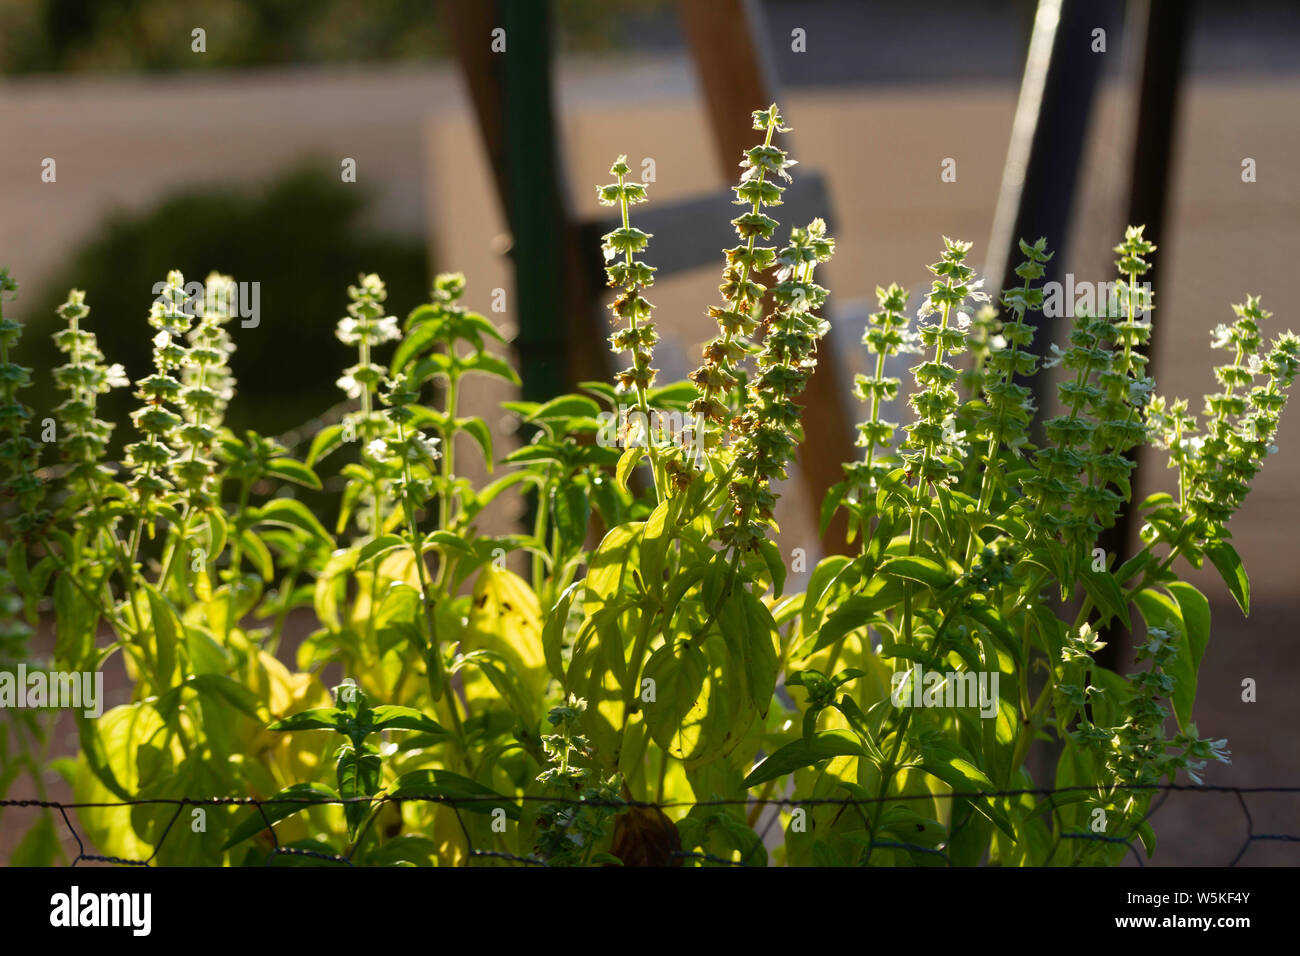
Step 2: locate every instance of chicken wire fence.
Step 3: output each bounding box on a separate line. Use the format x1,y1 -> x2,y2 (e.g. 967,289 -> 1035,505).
3,783 -> 1298,868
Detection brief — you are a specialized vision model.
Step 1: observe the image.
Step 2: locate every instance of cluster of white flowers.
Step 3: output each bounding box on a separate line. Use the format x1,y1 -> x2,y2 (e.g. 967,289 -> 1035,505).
366,431 -> 441,466
336,314 -> 400,347
105,363 -> 130,389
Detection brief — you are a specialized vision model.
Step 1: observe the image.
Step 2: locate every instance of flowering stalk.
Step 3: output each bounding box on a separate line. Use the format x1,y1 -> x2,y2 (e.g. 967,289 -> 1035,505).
51,289 -> 128,522
963,238 -> 1048,561
720,219 -> 835,552
690,104 -> 796,451
124,271 -> 194,571
374,368 -> 446,705
156,272 -> 239,590
1147,295 -> 1300,549
0,267 -> 48,557
894,238 -> 985,655
1065,621 -> 1230,857
598,156 -> 660,497
845,283 -> 915,500
337,273 -> 401,538
902,238 -> 986,495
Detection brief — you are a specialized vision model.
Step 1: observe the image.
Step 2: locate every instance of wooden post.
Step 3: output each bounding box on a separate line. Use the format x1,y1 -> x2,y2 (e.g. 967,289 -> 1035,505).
678,0 -> 856,554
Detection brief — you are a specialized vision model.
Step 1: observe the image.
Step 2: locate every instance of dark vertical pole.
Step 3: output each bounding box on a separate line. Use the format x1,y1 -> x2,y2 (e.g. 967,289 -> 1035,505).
502,0 -> 569,403
446,0 -> 603,402
1093,0 -> 1190,671
986,0 -> 1118,410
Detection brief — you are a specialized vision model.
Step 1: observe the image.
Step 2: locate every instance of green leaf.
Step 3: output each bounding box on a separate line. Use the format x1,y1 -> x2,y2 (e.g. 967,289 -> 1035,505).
423,530 -> 474,555
306,423 -> 346,466
542,582 -> 581,681
457,416 -> 494,469
388,769 -> 520,819
1113,549 -> 1154,585
392,323 -> 441,372
528,395 -> 602,422
74,710 -> 130,801
188,674 -> 267,720
638,499 -> 673,600
1205,541 -> 1249,616
641,639 -> 708,753
53,574 -> 94,669
878,554 -> 953,590
743,730 -> 863,787
474,470 -> 532,510
644,382 -> 697,408
504,443 -> 564,466
366,835 -> 438,867
1136,819 -> 1157,857
800,555 -> 852,636
718,590 -> 779,717
461,310 -> 509,345
204,508 -> 228,568
1079,566 -> 1131,631
615,446 -> 644,493
462,351 -> 522,385
337,744 -> 381,837
358,533 -> 407,565
267,707 -> 346,733
551,482 -> 591,555
585,521 -> 642,604
254,498 -> 333,547
408,353 -> 453,388
1166,581 -> 1210,677
143,585 -> 179,686
237,528 -> 275,580
369,705 -> 448,736
819,482 -> 848,536
797,577 -> 902,658
579,381 -> 619,406
450,649 -> 538,726
265,457 -> 322,489
758,537 -> 786,598
221,782 -> 338,850
964,602 -> 1020,659
917,744 -> 1015,839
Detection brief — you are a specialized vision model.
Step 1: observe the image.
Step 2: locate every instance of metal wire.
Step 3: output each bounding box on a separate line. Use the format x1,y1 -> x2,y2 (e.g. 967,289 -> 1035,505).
4,783 -> 1296,867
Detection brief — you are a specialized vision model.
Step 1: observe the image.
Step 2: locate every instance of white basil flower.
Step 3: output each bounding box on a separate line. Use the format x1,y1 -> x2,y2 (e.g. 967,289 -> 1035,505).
105,363 -> 130,389
336,373 -> 362,399
412,432 -> 442,462
335,316 -> 360,345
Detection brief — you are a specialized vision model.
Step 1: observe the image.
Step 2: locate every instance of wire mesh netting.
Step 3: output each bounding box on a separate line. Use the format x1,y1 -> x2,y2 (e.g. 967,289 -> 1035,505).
4,784 -> 1298,867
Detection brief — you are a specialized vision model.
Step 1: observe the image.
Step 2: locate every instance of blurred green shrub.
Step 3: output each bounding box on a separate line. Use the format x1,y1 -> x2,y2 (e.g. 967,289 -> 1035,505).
24,164 -> 429,446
